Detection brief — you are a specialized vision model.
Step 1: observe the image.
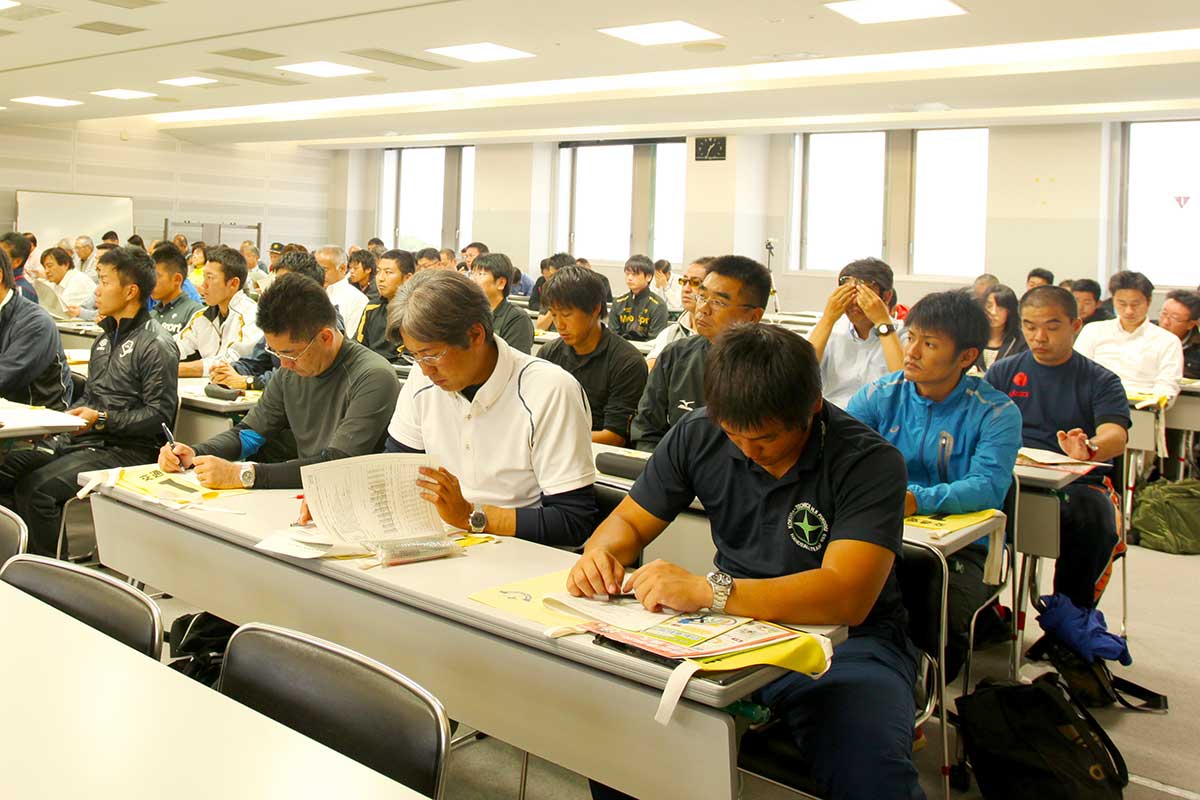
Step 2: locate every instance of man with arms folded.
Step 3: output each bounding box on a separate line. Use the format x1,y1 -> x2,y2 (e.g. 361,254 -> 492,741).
469,252 -> 534,354
986,286 -> 1130,610
0,248 -> 71,411
356,249 -> 413,364
0,247 -> 177,556
645,256 -> 712,372
383,270 -> 598,547
149,244 -> 204,336
159,273 -> 399,490
574,324 -> 922,800
538,266 -> 648,447
317,244 -> 367,336
630,255 -> 770,451
608,255 -> 668,342
176,244 -> 262,377
848,291 -> 1021,681
808,258 -> 904,409
1074,270 -> 1183,404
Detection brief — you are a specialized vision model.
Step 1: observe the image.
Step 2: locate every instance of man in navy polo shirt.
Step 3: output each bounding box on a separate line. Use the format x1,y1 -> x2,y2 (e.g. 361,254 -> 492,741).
571,323 -> 922,800
985,286 -> 1130,609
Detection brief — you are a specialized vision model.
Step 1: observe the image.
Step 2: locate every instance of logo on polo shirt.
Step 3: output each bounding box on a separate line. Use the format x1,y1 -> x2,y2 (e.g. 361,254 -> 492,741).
787,502 -> 830,552
1009,371 -> 1030,399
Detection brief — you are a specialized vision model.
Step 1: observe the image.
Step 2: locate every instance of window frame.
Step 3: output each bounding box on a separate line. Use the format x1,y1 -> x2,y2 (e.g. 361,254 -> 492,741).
380,144 -> 475,251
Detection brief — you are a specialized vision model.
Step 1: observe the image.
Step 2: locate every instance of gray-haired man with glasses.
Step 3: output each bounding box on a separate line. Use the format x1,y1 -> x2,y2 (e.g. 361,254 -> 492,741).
158,273 -> 399,490
630,255 -> 771,451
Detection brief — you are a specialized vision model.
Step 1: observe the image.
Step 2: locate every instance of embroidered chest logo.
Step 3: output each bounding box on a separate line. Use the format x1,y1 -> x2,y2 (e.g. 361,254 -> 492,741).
787,502 -> 830,552
119,340 -> 135,358
95,338 -> 109,352
677,399 -> 695,412
1009,371 -> 1030,398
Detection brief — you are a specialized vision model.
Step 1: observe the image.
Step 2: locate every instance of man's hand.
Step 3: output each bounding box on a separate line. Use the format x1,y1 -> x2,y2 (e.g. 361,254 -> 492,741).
625,559 -> 712,613
904,491 -> 918,517
297,498 -> 312,526
209,363 -> 248,390
415,466 -> 472,530
823,283 -> 857,320
854,283 -> 892,326
567,548 -> 628,598
158,441 -> 196,472
193,456 -> 243,489
66,407 -> 100,432
1057,428 -> 1093,461
66,305 -> 82,319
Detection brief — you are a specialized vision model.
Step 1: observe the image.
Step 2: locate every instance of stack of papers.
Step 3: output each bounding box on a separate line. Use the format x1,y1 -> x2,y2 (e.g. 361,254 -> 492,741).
1016,447 -> 1103,474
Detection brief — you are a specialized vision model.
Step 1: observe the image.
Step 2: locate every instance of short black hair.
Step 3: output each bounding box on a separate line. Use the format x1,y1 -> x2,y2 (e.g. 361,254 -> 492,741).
463,241 -> 489,255
380,249 -> 416,275
904,290 -> 989,357
1071,278 -> 1102,301
1020,285 -> 1077,320
275,250 -> 325,285
547,252 -> 575,270
1027,267 -> 1055,285
415,247 -> 440,263
1165,289 -> 1200,321
973,273 -> 999,289
0,232 -> 32,267
151,243 -> 189,279
541,265 -> 607,318
653,259 -> 671,275
708,254 -> 773,310
101,230 -> 119,242
257,272 -> 337,341
705,324 -> 820,431
98,245 -> 155,303
624,255 -> 654,277
41,246 -> 73,270
0,247 -> 12,291
205,244 -> 248,290
367,237 -> 384,247
127,234 -> 145,249
472,252 -> 515,297
839,257 -> 894,306
348,248 -> 377,277
1110,270 -> 1154,300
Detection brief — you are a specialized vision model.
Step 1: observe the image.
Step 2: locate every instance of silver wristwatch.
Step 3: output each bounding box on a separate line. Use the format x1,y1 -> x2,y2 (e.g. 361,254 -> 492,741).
468,504 -> 487,534
238,462 -> 256,489
706,571 -> 734,613
875,322 -> 896,337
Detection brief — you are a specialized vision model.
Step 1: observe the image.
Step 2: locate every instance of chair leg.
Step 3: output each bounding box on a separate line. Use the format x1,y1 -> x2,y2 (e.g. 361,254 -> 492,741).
517,751 -> 529,800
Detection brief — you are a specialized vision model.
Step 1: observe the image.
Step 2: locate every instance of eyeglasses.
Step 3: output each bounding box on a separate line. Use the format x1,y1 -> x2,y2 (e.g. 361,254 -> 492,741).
694,290 -> 757,312
678,277 -> 703,288
838,275 -> 883,294
264,333 -> 319,364
1160,312 -> 1193,324
400,347 -> 450,367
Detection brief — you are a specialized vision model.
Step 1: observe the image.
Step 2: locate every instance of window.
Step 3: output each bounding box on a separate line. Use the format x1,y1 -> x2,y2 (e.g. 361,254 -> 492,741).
458,145 -> 475,251
377,149 -> 398,248
651,142 -> 686,264
572,144 -> 634,262
801,131 -> 886,271
1125,120 -> 1200,285
911,128 -> 989,277
397,147 -> 445,251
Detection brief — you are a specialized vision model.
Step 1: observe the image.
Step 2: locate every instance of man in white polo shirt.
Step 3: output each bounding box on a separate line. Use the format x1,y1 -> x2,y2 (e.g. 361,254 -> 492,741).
317,244 -> 367,337
384,270 -> 598,546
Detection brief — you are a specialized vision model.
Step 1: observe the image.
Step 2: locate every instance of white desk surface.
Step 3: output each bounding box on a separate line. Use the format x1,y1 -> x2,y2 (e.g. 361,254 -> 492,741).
1014,464 -> 1084,491
0,400 -> 86,439
54,319 -> 102,336
178,377 -> 259,413
0,581 -> 427,800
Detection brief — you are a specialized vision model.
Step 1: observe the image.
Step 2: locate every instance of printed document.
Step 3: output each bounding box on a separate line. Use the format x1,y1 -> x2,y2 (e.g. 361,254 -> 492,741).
300,454 -> 447,544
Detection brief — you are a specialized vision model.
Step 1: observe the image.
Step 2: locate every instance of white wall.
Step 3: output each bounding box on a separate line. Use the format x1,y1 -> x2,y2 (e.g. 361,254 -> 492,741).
0,118 -> 332,250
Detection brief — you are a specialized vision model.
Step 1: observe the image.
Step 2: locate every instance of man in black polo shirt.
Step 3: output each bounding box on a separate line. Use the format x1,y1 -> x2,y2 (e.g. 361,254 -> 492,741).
572,324 -> 921,800
538,266 -> 647,446
608,255 -> 668,342
630,254 -> 769,451
469,252 -> 534,354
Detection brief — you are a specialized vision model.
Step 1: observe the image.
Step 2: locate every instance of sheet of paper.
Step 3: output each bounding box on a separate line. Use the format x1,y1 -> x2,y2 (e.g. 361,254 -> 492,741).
470,569 -> 585,629
300,454 -> 446,544
254,531 -> 370,559
1017,447 -> 1105,467
905,508 -> 997,536
0,407 -> 86,434
64,348 -> 91,364
543,592 -> 679,631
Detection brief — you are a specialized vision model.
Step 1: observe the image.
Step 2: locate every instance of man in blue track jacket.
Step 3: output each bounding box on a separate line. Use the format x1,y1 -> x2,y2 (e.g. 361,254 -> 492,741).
848,290 -> 1021,680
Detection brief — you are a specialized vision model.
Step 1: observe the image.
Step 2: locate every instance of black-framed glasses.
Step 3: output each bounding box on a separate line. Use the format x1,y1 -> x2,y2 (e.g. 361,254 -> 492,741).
264,334 -> 318,364
694,290 -> 758,312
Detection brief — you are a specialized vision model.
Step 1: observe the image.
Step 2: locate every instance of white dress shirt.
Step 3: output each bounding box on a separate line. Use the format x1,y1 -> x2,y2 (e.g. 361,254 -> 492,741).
175,290 -> 262,377
326,276 -> 367,339
1074,317 -> 1183,400
652,279 -> 683,312
819,317 -> 903,409
52,268 -> 96,308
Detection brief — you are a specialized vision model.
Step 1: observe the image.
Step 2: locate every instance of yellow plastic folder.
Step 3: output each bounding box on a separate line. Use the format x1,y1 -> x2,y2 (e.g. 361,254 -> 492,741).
116,464 -> 247,504
905,508 -> 996,534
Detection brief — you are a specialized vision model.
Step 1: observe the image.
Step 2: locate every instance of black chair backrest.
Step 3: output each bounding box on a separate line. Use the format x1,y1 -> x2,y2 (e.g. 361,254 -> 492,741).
219,624 -> 449,798
69,372 -> 86,405
0,506 -> 27,564
595,484 -> 627,523
0,555 -> 161,658
896,542 -> 945,658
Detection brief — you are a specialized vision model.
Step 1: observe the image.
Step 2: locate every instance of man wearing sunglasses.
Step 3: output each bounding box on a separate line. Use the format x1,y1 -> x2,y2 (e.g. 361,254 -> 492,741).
645,257 -> 713,372
631,255 -> 771,452
157,273 -> 399,490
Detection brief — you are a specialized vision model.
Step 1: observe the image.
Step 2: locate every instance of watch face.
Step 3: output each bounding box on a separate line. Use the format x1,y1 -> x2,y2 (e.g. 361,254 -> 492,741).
469,510 -> 487,530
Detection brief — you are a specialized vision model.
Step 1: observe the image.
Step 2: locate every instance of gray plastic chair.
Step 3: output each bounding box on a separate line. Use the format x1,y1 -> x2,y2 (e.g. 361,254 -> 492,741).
219,623 -> 450,798
0,505 -> 28,564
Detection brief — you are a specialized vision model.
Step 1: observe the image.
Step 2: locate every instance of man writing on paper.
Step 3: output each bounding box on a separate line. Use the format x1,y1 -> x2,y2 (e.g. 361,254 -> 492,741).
158,273 -> 399,490
382,270 -> 598,547
572,324 -> 921,800
176,244 -> 262,377
847,291 -> 1021,681
985,286 -> 1130,610
0,246 -> 178,556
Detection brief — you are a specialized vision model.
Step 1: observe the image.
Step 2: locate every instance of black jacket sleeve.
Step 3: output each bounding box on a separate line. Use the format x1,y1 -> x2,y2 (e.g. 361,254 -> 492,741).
104,336 -> 179,438
630,347 -> 671,452
515,485 -> 598,548
647,299 -> 670,338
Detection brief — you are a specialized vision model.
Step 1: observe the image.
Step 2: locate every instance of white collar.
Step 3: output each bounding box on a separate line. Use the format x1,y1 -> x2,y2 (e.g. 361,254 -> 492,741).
0,287 -> 12,312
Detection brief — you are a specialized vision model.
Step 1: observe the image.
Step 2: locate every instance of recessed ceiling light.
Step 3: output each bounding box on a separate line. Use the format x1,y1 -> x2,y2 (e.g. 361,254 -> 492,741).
91,88 -> 156,99
11,96 -> 82,107
0,1 -> 20,10
159,76 -> 218,87
598,20 -> 722,46
277,60 -> 371,78
825,0 -> 966,24
425,42 -> 534,63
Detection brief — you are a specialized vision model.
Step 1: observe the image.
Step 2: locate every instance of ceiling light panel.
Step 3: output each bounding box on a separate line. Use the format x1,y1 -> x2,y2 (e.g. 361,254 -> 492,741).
75,20 -> 144,34
825,0 -> 966,24
159,76 -> 218,87
345,48 -> 456,71
11,96 -> 82,107
425,42 -> 534,63
277,60 -> 370,78
0,1 -> 18,10
91,88 -> 156,99
212,47 -> 282,61
598,20 -> 722,46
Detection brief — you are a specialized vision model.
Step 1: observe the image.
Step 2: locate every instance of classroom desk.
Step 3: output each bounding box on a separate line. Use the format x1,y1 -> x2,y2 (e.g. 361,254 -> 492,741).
84,477 -> 841,800
55,319 -> 102,349
0,400 -> 87,439
0,581 -> 429,800
175,378 -> 259,443
1166,383 -> 1200,478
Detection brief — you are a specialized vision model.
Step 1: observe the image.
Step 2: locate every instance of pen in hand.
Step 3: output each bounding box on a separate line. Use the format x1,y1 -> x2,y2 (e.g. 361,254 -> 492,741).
160,422 -> 190,471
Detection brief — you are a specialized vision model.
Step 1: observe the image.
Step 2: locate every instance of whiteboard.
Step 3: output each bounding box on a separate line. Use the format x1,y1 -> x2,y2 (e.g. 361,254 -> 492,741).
16,191 -> 134,253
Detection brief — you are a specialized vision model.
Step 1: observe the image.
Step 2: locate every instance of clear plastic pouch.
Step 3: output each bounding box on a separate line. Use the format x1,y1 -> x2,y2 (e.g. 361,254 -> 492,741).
368,535 -> 457,567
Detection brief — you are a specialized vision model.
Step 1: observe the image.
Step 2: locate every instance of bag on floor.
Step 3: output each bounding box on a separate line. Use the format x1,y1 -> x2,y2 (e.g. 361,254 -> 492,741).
1130,479 -> 1200,554
166,612 -> 237,687
1026,633 -> 1168,712
956,673 -> 1128,800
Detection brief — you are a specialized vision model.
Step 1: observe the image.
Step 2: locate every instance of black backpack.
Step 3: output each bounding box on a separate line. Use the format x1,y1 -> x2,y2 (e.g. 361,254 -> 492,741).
166,612 -> 238,687
956,673 -> 1128,800
1026,633 -> 1168,712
